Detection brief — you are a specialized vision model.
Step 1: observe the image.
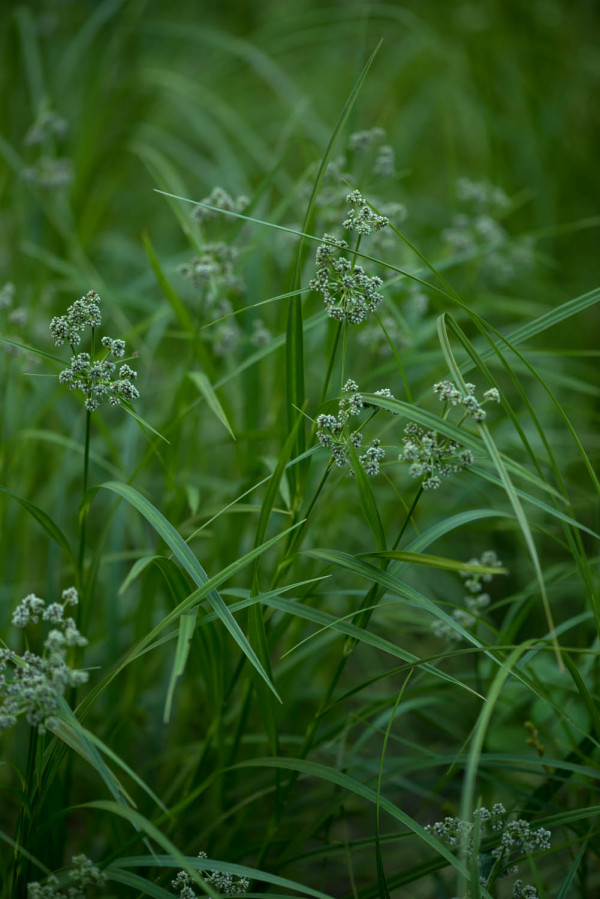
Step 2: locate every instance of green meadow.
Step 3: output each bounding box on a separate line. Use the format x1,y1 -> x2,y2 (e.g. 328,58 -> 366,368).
1,1 -> 599,896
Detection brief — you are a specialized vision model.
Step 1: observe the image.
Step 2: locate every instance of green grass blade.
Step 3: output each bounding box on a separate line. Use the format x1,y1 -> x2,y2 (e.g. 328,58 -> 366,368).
436,314 -> 560,661
188,371 -> 236,441
114,854 -> 337,899
142,230 -> 194,333
99,481 -> 299,700
238,757 -> 492,894
0,487 -> 75,566
360,551 -> 509,577
81,801 -> 219,898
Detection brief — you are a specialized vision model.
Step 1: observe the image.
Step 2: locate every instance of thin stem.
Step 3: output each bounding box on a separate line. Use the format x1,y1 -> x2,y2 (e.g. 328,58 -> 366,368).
76,408 -> 92,597
319,321 -> 343,406
11,727 -> 38,897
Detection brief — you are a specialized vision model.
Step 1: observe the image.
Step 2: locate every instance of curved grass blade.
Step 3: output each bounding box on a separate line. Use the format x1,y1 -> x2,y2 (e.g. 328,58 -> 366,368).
143,230 -> 194,332
347,443 -> 386,552
114,854 -> 336,899
188,371 -> 236,441
103,870 -> 175,899
362,392 -> 566,504
81,801 -> 219,898
121,403 -> 170,444
237,757 -> 492,895
437,314 -> 560,662
100,481 -> 299,700
0,487 -> 75,566
265,595 -> 483,698
360,551 -> 509,577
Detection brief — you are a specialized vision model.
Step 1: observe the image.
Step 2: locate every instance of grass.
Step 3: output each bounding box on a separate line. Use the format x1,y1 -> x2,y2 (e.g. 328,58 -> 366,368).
1,1 -> 600,897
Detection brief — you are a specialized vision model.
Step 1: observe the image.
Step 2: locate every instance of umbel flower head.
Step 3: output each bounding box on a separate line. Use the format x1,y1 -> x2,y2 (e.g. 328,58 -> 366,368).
310,234 -> 384,324
431,549 -> 506,641
316,380 -> 394,477
400,422 -> 473,490
50,290 -> 140,411
1,588 -> 88,734
172,851 -> 249,897
425,803 -> 550,898
27,853 -> 105,898
343,189 -> 390,234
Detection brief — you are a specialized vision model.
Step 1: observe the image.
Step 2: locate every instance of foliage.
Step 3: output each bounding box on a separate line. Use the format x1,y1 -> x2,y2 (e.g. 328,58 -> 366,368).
1,1 -> 599,897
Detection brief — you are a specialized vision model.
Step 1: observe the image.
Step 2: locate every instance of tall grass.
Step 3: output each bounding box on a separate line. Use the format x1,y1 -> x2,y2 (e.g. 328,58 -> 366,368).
1,2 -> 599,897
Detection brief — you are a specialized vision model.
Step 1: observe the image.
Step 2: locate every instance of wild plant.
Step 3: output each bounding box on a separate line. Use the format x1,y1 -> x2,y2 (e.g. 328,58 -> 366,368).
1,9 -> 599,899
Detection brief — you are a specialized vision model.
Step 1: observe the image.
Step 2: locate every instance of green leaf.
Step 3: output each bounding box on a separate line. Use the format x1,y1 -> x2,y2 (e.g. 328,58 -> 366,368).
436,314 -> 560,661
237,757 -> 492,895
99,481 -> 296,700
80,801 -> 219,899
164,610 -> 197,724
360,551 -> 509,576
142,230 -> 194,332
188,371 -> 236,440
347,443 -> 386,553
0,487 -> 75,566
121,403 -> 170,444
112,854 -> 337,899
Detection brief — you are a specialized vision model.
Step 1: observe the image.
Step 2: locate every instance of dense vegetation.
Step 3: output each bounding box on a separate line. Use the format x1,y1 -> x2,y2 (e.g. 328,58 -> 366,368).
1,2 -> 600,897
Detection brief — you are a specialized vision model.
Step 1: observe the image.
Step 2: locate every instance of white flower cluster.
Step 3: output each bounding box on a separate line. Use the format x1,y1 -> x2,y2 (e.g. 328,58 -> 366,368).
399,422 -> 473,490
434,379 -> 500,423
21,110 -> 72,189
172,851 -> 249,898
191,186 -> 249,223
432,550 -> 505,641
50,291 -> 139,411
27,853 -> 105,899
348,126 -> 396,177
310,234 -> 384,324
178,243 -> 244,295
1,588 -> 88,734
343,190 -> 390,235
426,804 -> 550,898
178,242 -> 246,356
443,177 -> 535,286
316,380 -> 394,477
401,381 -> 500,488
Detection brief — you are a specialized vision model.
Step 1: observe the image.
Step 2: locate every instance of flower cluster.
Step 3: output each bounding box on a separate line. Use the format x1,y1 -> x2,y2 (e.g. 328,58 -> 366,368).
27,854 -> 105,898
1,589 -> 88,734
178,243 -> 244,295
399,422 -> 473,490
191,186 -> 249,223
443,177 -> 535,286
178,239 -> 251,355
22,157 -> 73,189
172,852 -> 249,898
426,804 -> 550,898
316,379 -> 393,476
310,234 -> 384,324
250,318 -> 272,347
348,127 -> 396,177
343,189 -> 390,235
50,290 -> 102,347
21,109 -> 72,189
434,379 -> 500,423
455,177 -> 510,211
0,281 -> 15,309
50,291 -> 139,411
58,356 -> 139,412
24,110 -> 69,146
432,550 -> 505,641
